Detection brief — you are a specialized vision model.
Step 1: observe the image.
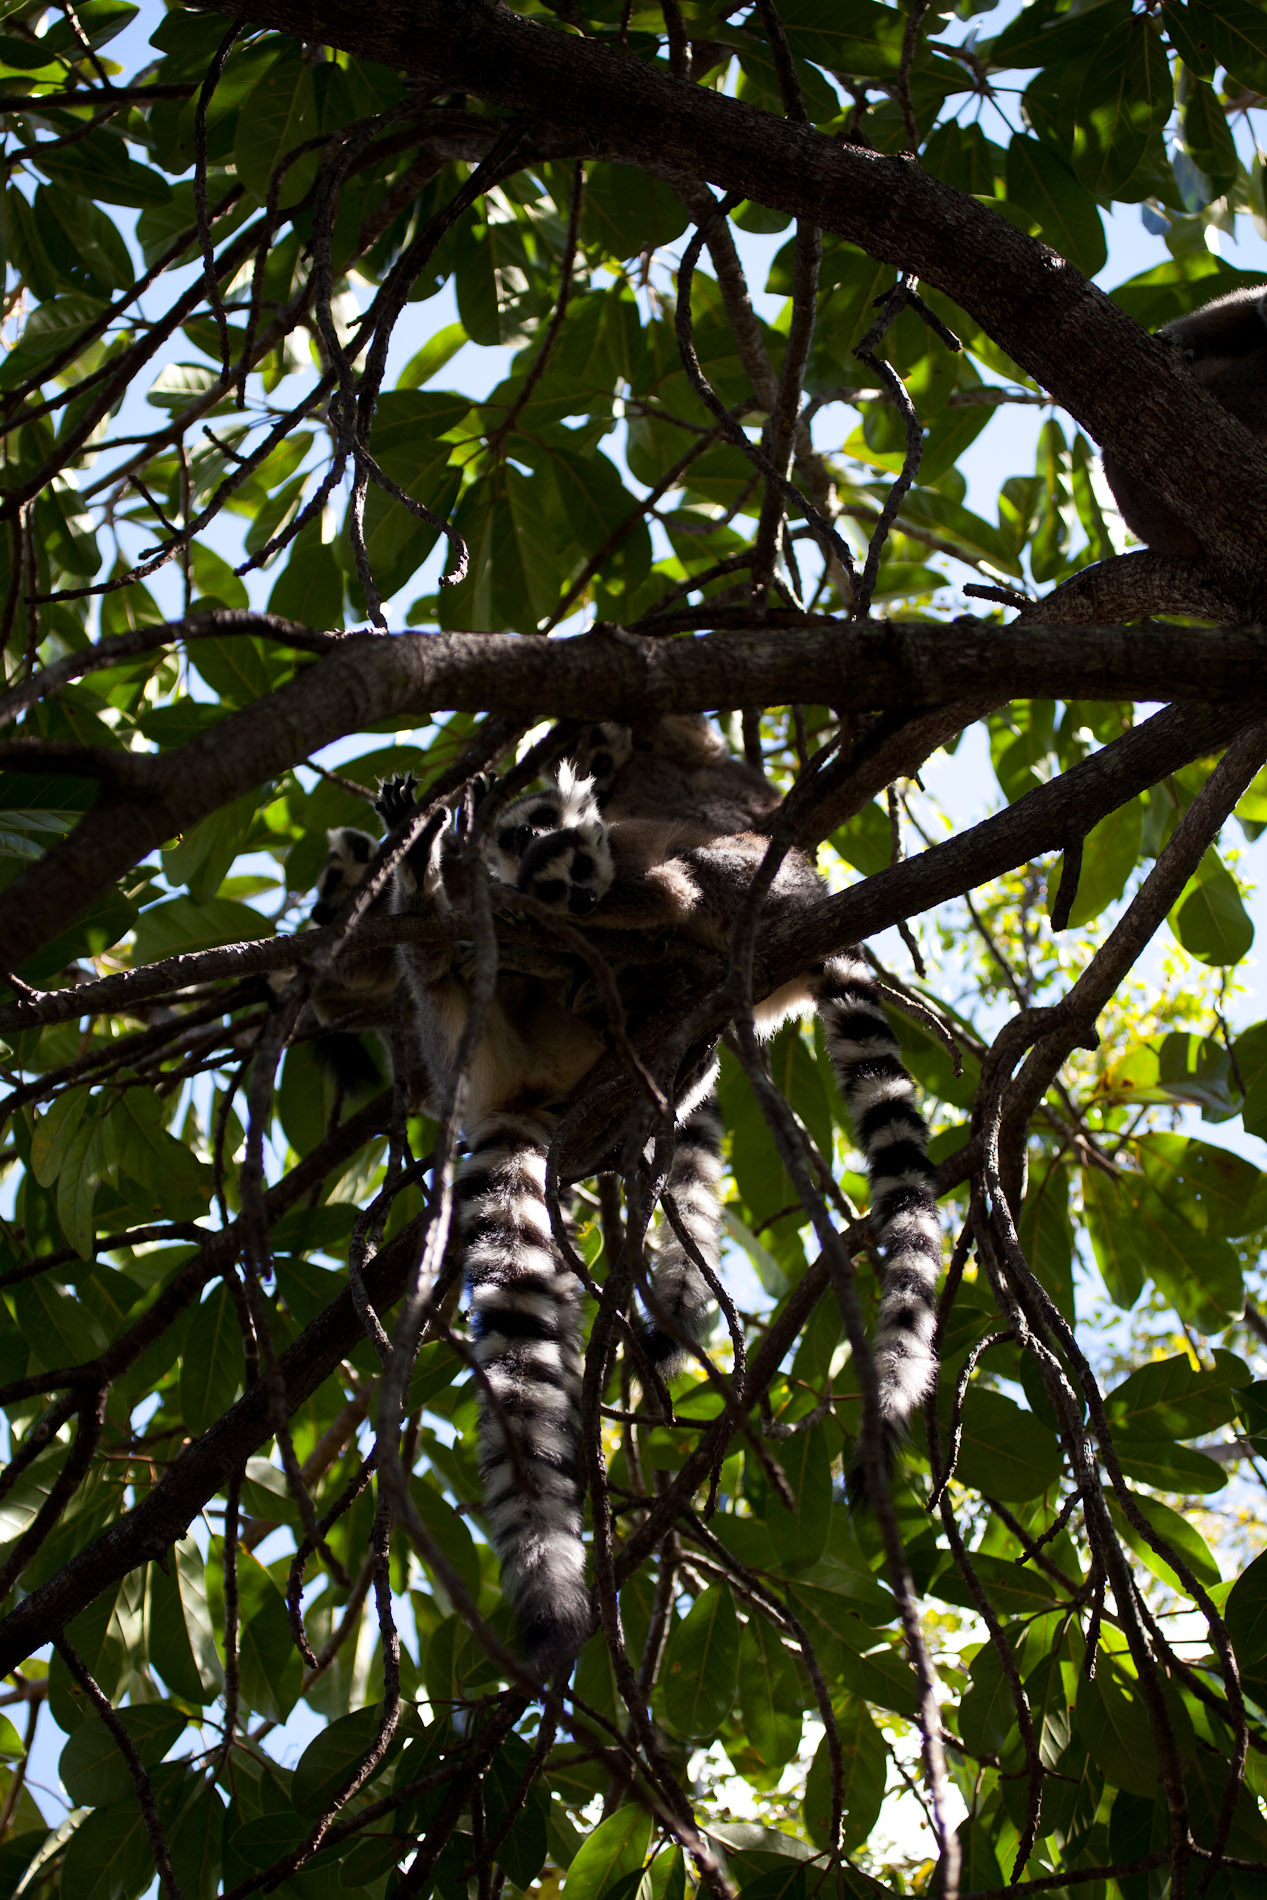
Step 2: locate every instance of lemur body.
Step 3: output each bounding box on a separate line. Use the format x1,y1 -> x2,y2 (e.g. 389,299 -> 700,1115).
573,718 -> 941,1419
317,721 -> 941,1675
1102,284 -> 1267,557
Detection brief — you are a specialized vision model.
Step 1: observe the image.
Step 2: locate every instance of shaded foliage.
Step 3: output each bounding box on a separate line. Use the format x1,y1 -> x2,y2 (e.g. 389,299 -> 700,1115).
0,3 -> 1265,1899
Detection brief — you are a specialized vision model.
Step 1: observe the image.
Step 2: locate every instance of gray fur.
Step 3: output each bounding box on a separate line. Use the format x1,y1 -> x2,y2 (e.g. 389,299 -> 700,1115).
459,1111 -> 589,1675
1102,284 -> 1267,556
575,718 -> 942,1483
350,725 -> 942,1670
641,1096 -> 726,1371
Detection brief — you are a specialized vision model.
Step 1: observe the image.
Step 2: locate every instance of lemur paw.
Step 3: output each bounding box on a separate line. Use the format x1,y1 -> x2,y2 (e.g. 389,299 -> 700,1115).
374,773 -> 419,832
572,723 -> 632,806
489,765 -> 615,917
376,773 -> 448,901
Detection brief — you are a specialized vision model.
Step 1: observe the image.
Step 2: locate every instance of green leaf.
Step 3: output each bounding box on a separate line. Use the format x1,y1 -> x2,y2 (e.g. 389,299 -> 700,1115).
562,1805 -> 653,1900
1074,14 -> 1172,199
236,1585 -> 303,1723
804,1697 -> 887,1851
266,522 -> 345,630
32,131 -> 172,208
763,1423 -> 832,1571
234,54 -> 319,209
1169,849 -> 1254,966
1078,1659 -> 1164,1799
149,1537 -> 223,1702
1107,1490 -> 1221,1592
1199,0 -> 1267,88
60,1704 -> 185,1808
776,0 -> 906,78
293,1704 -> 395,1817
161,791 -> 258,906
1226,1549 -> 1267,1662
59,1799 -> 156,1900
943,1388 -> 1064,1500
132,895 -> 271,965
1105,1348 -> 1246,1442
660,1584 -> 740,1740
178,1282 -> 243,1436
1050,797 -> 1143,927
399,322 -> 467,388
738,1617 -> 803,1778
958,1639 -> 1015,1759
1006,137 -> 1106,277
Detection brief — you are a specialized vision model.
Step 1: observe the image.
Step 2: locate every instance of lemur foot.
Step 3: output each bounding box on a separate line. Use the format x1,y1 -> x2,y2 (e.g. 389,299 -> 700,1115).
375,773 -> 447,899
489,765 -> 615,917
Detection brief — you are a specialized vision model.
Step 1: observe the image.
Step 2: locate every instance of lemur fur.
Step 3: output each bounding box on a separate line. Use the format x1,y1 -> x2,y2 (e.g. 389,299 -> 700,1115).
317,722 -> 941,1675
571,717 -> 942,1458
1101,284 -> 1267,557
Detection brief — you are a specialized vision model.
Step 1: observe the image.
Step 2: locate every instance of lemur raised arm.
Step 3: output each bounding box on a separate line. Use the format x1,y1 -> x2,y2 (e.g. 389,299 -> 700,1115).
1101,284 -> 1267,557
316,719 -> 942,1677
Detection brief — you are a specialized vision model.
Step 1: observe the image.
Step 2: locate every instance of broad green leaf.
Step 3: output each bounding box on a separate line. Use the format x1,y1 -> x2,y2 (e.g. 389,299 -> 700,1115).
562,1805 -> 653,1900
660,1584 -> 740,1740
59,1799 -> 156,1900
178,1281 -> 243,1436
236,1586 -> 303,1724
1169,849 -> 1254,966
1082,1165 -> 1145,1308
162,791 -> 258,905
1107,1490 -> 1221,1592
32,131 -> 172,208
958,1639 -> 1015,1759
1078,1661 -> 1161,1799
1105,1348 -> 1247,1442
1006,137 -> 1106,277
738,1617 -> 803,1779
944,1388 -> 1064,1500
132,895 -> 271,965
234,55 -> 319,208
400,322 -> 467,388
266,524 -> 345,631
60,1704 -> 185,1808
149,1537 -> 223,1702
293,1704 -> 396,1817
1226,1550 -> 1267,1662
1049,797 -> 1142,927
763,1423 -> 832,1571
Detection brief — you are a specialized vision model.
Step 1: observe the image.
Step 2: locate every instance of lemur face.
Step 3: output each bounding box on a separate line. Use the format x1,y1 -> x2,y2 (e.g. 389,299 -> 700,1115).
311,827 -> 377,924
486,767 -> 614,915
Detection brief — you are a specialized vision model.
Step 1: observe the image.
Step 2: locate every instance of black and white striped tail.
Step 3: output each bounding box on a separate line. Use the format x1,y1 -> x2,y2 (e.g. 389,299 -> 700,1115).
458,1111 -> 589,1675
640,1096 -> 725,1372
811,953 -> 941,1491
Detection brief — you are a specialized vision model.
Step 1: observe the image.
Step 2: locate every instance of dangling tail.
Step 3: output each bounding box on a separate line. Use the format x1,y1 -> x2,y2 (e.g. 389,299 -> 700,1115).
811,954 -> 941,1491
640,1096 -> 725,1373
457,1111 -> 589,1675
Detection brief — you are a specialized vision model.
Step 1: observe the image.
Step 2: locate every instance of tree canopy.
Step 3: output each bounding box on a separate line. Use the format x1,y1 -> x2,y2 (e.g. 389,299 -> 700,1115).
2,2 -> 1267,1898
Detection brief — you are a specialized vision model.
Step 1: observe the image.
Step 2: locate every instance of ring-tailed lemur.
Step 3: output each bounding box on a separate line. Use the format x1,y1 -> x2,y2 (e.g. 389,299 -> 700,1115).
315,720 -> 941,1675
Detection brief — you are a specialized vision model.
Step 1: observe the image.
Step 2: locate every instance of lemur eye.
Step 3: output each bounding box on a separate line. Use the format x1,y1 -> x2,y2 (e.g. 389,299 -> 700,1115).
513,824 -> 534,855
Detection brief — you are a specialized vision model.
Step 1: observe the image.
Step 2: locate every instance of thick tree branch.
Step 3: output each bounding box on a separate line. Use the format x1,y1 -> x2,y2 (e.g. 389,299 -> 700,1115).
7,621 -> 1267,975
